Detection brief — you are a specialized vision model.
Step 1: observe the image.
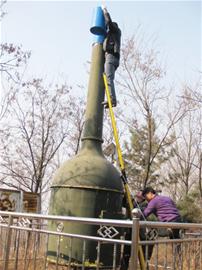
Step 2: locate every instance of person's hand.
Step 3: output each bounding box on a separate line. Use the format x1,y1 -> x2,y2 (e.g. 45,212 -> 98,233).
101,5 -> 107,13
135,191 -> 145,203
132,208 -> 141,218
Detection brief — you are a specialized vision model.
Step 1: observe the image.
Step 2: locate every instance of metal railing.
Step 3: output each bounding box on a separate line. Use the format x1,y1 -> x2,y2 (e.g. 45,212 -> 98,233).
0,211 -> 202,270
140,221 -> 202,270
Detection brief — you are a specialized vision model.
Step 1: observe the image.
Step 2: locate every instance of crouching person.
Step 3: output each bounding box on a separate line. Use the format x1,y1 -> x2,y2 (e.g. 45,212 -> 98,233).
120,192 -> 154,270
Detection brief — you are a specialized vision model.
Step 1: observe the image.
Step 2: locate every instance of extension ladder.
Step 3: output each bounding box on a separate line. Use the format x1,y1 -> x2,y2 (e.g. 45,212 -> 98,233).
103,73 -> 146,270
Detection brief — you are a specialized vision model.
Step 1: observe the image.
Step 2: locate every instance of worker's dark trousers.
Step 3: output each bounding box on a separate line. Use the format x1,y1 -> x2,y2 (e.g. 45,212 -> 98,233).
120,228 -> 154,270
168,217 -> 181,239
104,53 -> 119,105
168,217 -> 182,259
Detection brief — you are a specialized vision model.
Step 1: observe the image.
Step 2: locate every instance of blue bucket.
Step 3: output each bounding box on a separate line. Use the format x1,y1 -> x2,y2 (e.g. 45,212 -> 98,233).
90,6 -> 106,36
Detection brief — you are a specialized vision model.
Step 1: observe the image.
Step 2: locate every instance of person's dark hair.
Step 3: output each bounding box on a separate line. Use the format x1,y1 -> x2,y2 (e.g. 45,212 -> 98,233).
112,22 -> 118,28
142,187 -> 156,197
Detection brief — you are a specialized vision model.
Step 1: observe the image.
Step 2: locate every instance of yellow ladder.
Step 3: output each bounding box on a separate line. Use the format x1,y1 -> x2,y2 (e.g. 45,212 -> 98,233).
103,73 -> 146,270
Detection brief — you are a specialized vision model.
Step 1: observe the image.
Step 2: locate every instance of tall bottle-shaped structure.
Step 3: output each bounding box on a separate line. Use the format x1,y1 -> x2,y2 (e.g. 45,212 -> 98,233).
47,7 -> 124,268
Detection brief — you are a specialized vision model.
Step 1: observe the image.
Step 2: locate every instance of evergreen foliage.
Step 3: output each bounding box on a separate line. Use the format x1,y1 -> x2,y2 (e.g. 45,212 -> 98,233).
123,120 -> 173,191
177,190 -> 202,223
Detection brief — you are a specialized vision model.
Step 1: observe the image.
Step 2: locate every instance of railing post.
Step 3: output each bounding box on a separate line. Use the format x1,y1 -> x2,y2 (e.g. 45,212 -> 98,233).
129,218 -> 139,270
3,214 -> 13,270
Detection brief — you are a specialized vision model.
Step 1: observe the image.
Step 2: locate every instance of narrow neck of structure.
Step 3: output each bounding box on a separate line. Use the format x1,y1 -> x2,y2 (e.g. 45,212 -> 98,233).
81,43 -> 105,153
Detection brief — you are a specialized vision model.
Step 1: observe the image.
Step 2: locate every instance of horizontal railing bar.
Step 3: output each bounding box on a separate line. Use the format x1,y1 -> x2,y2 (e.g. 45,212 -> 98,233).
140,237 -> 202,245
185,232 -> 202,236
140,221 -> 202,230
1,211 -> 202,230
0,224 -> 131,245
149,263 -> 172,269
0,211 -> 131,227
0,258 -> 45,262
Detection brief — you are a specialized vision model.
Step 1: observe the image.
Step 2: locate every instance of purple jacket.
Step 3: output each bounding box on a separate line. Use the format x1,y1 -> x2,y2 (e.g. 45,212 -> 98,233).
143,195 -> 180,222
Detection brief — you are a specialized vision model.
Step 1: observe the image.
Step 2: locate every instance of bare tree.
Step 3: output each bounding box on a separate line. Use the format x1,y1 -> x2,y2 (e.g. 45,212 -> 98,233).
179,79 -> 202,105
0,43 -> 31,83
0,0 -> 6,21
1,0 -> 31,83
169,119 -> 198,196
64,95 -> 86,157
0,79 -> 85,212
0,43 -> 31,121
166,85 -> 202,199
117,31 -> 187,188
1,6 -> 31,119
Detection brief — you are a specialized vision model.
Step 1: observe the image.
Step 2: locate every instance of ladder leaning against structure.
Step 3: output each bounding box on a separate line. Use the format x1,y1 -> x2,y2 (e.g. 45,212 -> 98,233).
103,73 -> 146,270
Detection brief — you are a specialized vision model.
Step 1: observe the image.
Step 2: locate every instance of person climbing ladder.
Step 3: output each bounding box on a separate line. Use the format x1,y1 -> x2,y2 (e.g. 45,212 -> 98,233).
102,6 -> 121,108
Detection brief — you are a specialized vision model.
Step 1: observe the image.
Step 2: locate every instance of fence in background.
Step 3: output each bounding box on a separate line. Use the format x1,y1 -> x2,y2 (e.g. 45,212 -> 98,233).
0,211 -> 202,270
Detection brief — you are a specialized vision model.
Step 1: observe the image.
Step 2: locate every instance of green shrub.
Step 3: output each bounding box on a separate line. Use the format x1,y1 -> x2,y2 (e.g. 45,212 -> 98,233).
177,194 -> 202,223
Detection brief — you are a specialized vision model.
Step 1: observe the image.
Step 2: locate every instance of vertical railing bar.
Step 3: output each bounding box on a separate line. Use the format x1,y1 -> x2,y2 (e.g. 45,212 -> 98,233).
170,242 -> 173,269
176,240 -> 180,270
68,237 -> 72,270
145,243 -> 148,269
185,240 -> 188,270
172,242 -> 176,270
186,241 -> 189,270
0,226 -> 3,262
179,241 -> 181,270
195,241 -> 199,269
82,240 -> 86,270
0,225 -> 2,260
33,230 -> 38,270
12,226 -> 16,255
180,241 -> 183,270
154,243 -> 158,270
112,243 -> 117,270
188,240 -> 191,270
171,242 -> 174,270
194,240 -> 197,270
23,230 -> 30,270
14,229 -> 20,270
195,240 -> 198,270
96,241 -> 101,270
193,240 -> 195,270
199,238 -> 202,270
197,240 -> 199,270
190,240 -> 193,270
43,233 -> 49,270
3,215 -> 13,270
164,243 -> 167,270
129,218 -> 139,270
120,235 -> 125,270
55,235 -> 61,270
32,231 -> 36,270
186,242 -> 190,269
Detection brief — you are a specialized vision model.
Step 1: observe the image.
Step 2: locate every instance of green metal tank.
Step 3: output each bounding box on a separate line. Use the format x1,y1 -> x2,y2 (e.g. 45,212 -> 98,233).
47,7 -> 124,269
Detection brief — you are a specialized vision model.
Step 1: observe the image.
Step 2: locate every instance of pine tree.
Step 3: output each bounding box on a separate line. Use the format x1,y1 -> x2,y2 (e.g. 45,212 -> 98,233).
123,119 -> 172,191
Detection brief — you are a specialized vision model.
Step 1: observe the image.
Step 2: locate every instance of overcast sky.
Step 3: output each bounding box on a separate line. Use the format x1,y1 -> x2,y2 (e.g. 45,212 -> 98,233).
2,1 -> 201,93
